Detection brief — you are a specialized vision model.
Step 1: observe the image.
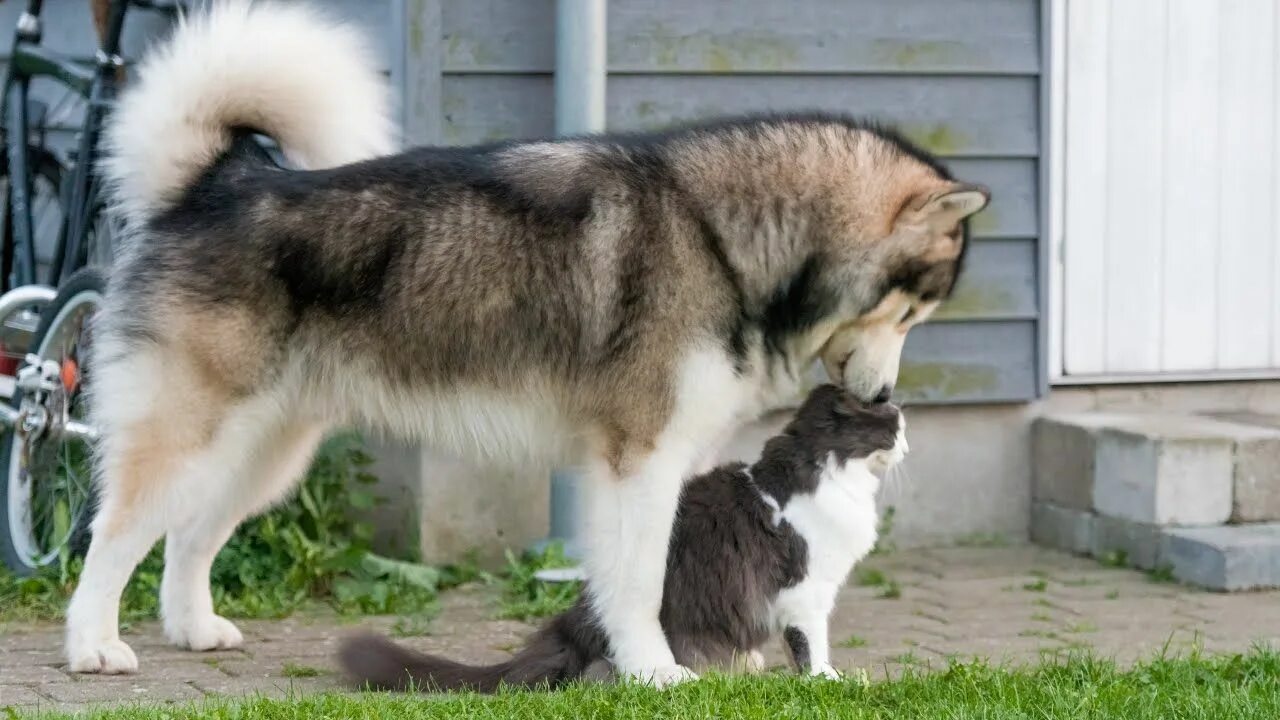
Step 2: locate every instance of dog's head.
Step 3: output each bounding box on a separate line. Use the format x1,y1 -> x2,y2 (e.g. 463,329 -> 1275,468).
791,130 -> 989,404
820,181 -> 988,403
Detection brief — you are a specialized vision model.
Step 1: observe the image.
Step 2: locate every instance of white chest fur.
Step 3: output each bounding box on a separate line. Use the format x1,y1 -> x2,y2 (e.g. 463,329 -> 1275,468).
784,454 -> 882,586
766,453 -> 883,639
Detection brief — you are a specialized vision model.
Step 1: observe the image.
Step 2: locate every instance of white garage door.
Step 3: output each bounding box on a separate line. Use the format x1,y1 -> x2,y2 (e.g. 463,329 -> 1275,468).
1057,0 -> 1280,379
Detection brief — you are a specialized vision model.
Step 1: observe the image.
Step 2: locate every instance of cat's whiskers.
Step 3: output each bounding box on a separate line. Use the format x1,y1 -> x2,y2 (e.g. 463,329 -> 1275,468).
882,457 -> 912,498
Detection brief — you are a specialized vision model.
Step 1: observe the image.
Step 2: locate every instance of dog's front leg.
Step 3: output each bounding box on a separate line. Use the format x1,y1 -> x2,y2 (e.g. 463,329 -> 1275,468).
581,449 -> 696,687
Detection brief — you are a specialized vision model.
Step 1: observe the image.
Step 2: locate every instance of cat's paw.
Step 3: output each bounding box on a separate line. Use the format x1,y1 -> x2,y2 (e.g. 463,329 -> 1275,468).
811,662 -> 842,680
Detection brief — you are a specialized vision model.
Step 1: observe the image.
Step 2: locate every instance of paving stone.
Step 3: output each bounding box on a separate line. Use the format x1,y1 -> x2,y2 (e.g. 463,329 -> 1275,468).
245,645 -> 337,661
926,545 -> 1084,570
0,665 -> 70,684
0,685 -> 50,707
0,631 -> 59,653
922,635 -> 1068,661
1044,596 -> 1192,618
192,676 -> 343,699
1161,523 -> 1280,590
1031,502 -> 1095,555
0,648 -> 65,667
216,657 -> 340,680
38,679 -> 204,704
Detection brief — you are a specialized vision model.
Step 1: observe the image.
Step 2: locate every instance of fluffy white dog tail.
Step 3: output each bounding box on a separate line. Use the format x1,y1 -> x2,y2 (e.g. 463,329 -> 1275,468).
101,0 -> 396,226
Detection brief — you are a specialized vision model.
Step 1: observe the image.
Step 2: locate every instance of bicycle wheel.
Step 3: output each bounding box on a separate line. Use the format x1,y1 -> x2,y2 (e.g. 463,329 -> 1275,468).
0,267 -> 104,574
0,145 -> 68,284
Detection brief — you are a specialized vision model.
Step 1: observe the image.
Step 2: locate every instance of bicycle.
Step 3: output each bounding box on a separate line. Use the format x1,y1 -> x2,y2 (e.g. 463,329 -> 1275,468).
0,0 -> 184,575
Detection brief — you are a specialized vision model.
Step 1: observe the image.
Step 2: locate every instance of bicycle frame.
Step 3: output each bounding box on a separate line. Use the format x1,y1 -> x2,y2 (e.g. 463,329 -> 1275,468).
0,0 -> 139,292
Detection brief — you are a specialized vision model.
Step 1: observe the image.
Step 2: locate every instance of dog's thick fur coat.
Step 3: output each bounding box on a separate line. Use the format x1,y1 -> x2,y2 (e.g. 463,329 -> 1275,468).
65,1 -> 988,683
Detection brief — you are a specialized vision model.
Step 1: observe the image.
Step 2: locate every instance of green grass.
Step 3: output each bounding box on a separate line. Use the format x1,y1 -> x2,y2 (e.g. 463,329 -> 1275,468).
853,567 -> 888,587
1100,549 -> 1129,568
877,580 -> 902,600
1022,579 -> 1049,592
391,614 -> 436,638
13,649 -> 1280,719
495,544 -> 582,621
0,434 -> 447,625
954,532 -> 1009,548
837,634 -> 868,649
852,566 -> 901,599
280,663 -> 323,679
1060,576 -> 1102,587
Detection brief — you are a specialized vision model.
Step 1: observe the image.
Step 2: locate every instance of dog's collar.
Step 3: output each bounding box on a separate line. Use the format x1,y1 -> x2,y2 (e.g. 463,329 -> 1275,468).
742,468 -> 782,526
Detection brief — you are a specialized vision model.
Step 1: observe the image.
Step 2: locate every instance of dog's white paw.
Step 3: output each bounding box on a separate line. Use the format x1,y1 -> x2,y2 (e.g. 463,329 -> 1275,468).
166,614 -> 244,651
623,663 -> 699,688
811,662 -> 842,680
67,638 -> 138,674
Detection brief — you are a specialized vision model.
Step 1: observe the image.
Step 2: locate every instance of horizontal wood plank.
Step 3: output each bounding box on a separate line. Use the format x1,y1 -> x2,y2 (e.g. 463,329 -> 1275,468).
441,0 -> 1039,75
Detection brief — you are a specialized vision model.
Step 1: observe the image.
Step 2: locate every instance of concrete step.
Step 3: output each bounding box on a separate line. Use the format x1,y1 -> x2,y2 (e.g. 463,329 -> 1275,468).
1033,502 -> 1280,591
1033,413 -> 1280,525
1202,412 -> 1280,523
1163,524 -> 1280,591
1031,411 -> 1280,591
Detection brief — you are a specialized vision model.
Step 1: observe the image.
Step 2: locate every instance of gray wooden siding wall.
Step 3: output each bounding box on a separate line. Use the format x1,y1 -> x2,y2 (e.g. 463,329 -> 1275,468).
406,0 -> 1045,404
0,0 -> 1043,404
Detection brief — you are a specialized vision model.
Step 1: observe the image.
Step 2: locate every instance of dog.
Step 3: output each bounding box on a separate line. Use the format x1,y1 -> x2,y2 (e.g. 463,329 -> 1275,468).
338,385 -> 906,691
65,1 -> 988,685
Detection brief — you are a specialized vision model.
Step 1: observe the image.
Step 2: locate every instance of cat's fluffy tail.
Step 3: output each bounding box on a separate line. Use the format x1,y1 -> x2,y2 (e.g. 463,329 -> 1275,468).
339,605 -> 602,693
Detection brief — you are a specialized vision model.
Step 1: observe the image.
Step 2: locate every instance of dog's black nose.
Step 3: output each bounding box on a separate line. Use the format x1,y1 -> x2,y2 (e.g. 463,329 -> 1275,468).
872,385 -> 893,404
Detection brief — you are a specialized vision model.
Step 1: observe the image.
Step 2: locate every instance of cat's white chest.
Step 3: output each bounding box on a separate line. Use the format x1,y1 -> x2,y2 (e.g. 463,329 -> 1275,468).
782,454 -> 882,585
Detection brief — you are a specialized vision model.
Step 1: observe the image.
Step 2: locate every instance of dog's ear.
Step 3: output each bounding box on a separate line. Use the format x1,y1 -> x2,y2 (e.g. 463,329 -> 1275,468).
899,182 -> 990,233
919,183 -> 989,229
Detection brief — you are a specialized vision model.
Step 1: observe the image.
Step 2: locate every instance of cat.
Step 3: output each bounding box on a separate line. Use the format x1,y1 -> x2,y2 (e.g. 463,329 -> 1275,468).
338,384 -> 906,691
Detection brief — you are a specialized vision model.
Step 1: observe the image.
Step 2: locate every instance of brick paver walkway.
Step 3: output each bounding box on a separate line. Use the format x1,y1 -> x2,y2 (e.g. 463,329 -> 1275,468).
4,546 -> 1278,713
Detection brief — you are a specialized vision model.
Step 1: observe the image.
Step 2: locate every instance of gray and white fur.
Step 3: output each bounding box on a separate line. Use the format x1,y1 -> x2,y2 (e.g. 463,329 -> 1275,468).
339,384 -> 906,690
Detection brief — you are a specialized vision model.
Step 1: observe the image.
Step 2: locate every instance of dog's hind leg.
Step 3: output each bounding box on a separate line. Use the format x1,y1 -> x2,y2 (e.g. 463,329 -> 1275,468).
64,445 -> 170,673
65,349 -> 227,673
160,417 -> 326,651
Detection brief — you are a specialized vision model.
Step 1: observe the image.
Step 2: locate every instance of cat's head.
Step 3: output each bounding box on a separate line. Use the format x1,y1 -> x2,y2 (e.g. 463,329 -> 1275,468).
751,384 -> 907,501
787,383 -> 907,475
